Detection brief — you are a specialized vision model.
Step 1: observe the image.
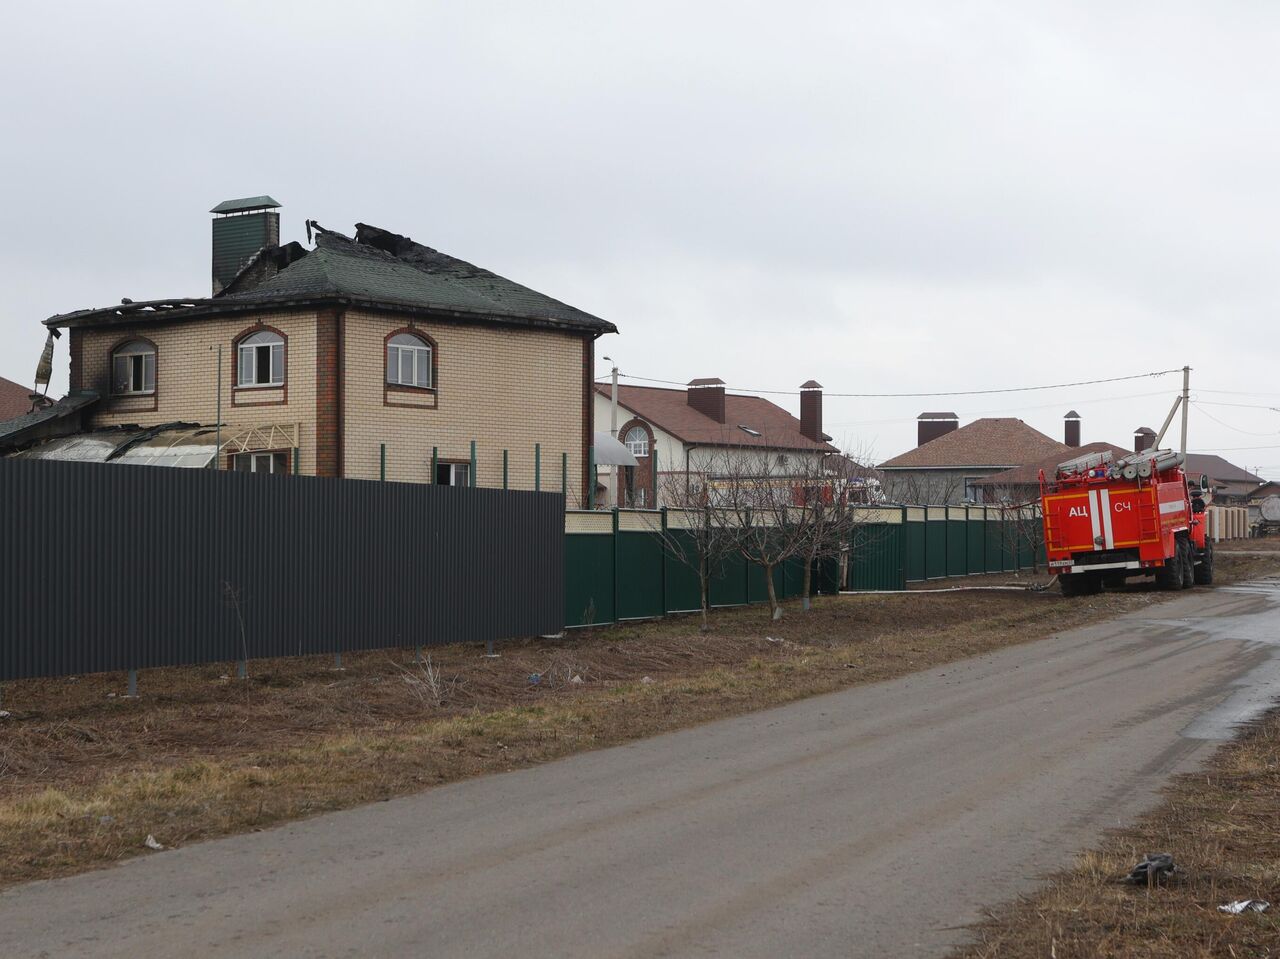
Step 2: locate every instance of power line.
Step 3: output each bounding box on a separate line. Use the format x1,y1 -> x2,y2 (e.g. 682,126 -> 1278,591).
1191,402 -> 1280,437
595,368 -> 1183,399
826,390 -> 1172,429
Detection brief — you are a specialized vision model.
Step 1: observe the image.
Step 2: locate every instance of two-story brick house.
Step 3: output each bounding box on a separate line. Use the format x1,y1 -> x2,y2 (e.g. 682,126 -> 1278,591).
22,200 -> 615,505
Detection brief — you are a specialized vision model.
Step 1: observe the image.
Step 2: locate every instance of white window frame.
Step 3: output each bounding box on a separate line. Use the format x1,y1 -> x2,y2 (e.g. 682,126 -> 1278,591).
387,334 -> 433,389
234,451 -> 289,474
436,462 -> 471,487
624,426 -> 650,458
237,331 -> 285,388
111,341 -> 155,395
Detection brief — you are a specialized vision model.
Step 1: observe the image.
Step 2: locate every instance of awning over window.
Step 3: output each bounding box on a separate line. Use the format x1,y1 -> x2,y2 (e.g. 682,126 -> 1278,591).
594,432 -> 638,467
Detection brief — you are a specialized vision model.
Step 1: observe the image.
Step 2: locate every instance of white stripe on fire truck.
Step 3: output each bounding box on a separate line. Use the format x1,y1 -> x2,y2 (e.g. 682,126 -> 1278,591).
1088,490 -> 1102,544
1100,489 -> 1115,548
1158,499 -> 1184,515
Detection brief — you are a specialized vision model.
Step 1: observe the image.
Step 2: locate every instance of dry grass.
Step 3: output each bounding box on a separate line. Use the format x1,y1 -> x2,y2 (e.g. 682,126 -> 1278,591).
955,709 -> 1280,958
0,552 -> 1275,891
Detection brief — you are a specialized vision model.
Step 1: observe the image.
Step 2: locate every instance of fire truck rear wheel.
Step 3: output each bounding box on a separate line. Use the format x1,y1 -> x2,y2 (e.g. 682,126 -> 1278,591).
1155,553 -> 1182,591
1179,536 -> 1195,589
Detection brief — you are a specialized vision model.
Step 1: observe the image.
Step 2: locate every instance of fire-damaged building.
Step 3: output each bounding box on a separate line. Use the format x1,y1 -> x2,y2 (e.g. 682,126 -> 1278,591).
1,197 -> 616,506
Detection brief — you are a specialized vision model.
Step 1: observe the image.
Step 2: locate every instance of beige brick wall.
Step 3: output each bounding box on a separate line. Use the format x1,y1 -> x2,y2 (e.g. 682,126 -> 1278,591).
77,310 -> 319,471
342,310 -> 586,499
73,307 -> 588,497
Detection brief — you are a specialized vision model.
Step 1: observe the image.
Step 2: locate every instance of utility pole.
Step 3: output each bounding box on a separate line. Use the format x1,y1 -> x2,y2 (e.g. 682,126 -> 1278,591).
1180,365 -> 1190,457
212,344 -> 223,469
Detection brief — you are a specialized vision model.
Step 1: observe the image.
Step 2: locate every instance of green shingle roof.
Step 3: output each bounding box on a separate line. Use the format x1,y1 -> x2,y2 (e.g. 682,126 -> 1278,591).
209,196 -> 281,214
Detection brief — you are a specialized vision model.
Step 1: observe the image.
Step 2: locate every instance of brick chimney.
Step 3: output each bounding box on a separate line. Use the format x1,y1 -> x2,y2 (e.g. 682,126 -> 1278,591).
687,377 -> 726,423
800,380 -> 823,442
917,412 -> 959,446
1064,410 -> 1081,448
1134,426 -> 1156,452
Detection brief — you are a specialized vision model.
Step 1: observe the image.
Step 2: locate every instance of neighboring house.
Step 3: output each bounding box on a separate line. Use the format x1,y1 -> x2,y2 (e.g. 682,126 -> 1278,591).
6,198 -> 615,507
970,441 -> 1131,505
592,378 -> 836,507
878,412 -> 1078,504
1247,480 -> 1280,529
0,376 -> 35,422
970,423 -> 1265,508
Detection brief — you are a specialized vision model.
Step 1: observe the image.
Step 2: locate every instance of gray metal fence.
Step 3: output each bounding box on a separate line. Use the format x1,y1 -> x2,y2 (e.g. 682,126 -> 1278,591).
0,458 -> 564,681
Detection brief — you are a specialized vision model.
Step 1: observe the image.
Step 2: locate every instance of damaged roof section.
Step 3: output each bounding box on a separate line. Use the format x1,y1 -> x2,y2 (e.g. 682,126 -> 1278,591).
46,222 -> 615,335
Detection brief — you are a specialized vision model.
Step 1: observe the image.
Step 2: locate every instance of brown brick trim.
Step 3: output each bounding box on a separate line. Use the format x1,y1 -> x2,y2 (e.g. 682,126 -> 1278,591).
104,334 -> 159,413
315,308 -> 343,477
231,322 -> 289,407
615,417 -> 656,507
582,335 -> 594,508
68,329 -> 84,392
383,325 -> 440,409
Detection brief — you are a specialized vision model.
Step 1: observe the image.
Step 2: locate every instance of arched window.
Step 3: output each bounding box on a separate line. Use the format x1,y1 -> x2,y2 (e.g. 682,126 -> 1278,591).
111,340 -> 155,395
624,425 -> 649,458
237,330 -> 284,387
387,332 -> 432,388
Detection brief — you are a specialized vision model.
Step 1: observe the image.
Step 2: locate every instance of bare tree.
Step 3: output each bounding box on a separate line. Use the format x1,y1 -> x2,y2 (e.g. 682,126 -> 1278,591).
703,446 -> 818,621
987,485 -> 1042,575
657,471 -> 741,632
881,470 -> 966,505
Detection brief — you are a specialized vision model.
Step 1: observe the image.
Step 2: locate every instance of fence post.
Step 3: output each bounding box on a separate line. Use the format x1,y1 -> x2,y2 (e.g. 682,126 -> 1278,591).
127,669 -> 138,698
431,447 -> 438,483
380,443 -> 386,482
470,440 -> 477,487
660,507 -> 669,615
535,444 -> 541,492
612,507 -> 620,624
293,447 -> 300,475
561,451 -> 567,495
503,449 -> 509,490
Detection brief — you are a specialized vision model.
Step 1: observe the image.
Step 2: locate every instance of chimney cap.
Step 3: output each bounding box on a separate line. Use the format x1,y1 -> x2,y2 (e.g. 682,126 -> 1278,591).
1135,426 -> 1156,436
210,195 -> 281,215
917,411 -> 959,420
799,380 -> 823,390
1064,410 -> 1080,419
687,377 -> 725,387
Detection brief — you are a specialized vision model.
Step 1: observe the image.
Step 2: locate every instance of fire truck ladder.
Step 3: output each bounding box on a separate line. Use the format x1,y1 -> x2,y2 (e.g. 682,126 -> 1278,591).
1136,491 -> 1160,546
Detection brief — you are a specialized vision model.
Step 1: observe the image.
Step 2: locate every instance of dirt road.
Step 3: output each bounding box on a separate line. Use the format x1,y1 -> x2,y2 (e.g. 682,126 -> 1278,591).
4,581 -> 1278,958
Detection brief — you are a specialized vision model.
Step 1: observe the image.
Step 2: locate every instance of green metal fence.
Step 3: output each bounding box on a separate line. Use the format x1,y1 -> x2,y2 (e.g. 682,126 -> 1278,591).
563,504 -> 1044,629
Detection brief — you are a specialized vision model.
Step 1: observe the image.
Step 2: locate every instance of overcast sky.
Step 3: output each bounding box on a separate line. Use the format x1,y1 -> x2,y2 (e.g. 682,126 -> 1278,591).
3,2 -> 1278,476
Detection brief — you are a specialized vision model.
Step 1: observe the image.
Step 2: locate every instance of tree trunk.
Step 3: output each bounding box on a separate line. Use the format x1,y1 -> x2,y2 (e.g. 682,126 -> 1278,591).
764,563 -> 783,620
699,561 -> 711,632
801,553 -> 813,612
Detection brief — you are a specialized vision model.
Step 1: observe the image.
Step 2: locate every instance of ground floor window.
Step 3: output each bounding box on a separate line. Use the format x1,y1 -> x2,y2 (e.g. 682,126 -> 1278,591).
436,462 -> 471,486
233,451 -> 291,474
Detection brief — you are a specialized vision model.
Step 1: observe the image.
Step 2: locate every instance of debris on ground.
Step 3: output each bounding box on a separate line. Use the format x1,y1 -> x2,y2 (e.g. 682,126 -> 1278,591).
570,675 -> 584,685
1218,899 -> 1269,915
640,676 -> 655,684
527,673 -> 542,686
0,711 -> 10,719
766,637 -> 784,644
143,835 -> 164,851
1122,852 -> 1180,885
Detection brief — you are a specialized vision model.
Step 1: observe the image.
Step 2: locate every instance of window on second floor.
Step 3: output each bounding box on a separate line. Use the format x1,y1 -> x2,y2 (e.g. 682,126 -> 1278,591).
624,426 -> 649,458
237,330 -> 285,388
387,332 -> 432,389
111,340 -> 155,395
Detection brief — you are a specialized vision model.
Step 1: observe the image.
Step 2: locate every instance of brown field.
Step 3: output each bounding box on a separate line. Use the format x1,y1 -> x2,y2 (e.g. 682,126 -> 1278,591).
956,708 -> 1280,958
1,551 -> 1276,891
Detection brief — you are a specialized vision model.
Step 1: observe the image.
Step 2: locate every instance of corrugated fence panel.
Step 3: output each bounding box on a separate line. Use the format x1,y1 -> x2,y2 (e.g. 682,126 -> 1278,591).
925,508 -> 948,579
848,523 -> 905,590
946,506 -> 967,576
0,458 -> 564,681
616,528 -> 665,620
966,508 -> 986,574
663,528 -> 704,613
564,533 -> 615,627
904,508 -> 926,582
710,552 -> 749,607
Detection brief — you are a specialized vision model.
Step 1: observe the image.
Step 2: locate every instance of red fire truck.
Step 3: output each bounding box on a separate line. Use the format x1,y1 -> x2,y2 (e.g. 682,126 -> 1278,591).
1039,447 -> 1212,596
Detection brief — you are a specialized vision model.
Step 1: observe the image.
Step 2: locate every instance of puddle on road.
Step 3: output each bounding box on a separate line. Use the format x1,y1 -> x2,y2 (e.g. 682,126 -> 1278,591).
1128,579 -> 1280,741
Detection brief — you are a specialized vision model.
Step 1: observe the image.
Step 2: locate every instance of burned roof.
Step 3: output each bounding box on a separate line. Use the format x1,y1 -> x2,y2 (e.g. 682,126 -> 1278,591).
971,442 -> 1131,488
879,418 -> 1068,469
46,222 -> 615,336
595,384 -> 836,453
